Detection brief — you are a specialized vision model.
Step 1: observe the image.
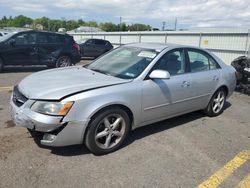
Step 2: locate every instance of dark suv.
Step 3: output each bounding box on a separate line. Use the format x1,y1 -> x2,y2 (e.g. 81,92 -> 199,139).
79,39 -> 113,58
0,30 -> 81,71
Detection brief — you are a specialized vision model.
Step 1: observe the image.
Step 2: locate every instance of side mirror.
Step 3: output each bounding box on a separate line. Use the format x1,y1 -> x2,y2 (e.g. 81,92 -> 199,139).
149,70 -> 170,79
8,39 -> 16,46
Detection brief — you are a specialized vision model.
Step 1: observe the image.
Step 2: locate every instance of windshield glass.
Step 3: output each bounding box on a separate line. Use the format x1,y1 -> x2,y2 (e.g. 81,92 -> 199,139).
0,32 -> 15,42
78,39 -> 87,44
86,46 -> 158,79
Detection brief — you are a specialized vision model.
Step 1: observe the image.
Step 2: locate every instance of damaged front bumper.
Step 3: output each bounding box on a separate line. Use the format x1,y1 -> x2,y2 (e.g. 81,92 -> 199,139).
10,98 -> 89,147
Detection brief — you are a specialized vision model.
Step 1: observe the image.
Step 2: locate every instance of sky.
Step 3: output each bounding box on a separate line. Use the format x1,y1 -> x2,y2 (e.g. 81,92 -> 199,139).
0,0 -> 250,29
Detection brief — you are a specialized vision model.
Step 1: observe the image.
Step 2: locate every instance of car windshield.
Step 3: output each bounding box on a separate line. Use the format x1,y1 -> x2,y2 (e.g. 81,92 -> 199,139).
78,39 -> 87,44
86,46 -> 158,79
0,32 -> 15,42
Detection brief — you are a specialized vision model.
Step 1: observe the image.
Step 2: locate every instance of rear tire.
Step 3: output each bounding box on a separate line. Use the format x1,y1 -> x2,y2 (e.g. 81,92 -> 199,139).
85,107 -> 131,155
204,88 -> 226,117
56,55 -> 72,68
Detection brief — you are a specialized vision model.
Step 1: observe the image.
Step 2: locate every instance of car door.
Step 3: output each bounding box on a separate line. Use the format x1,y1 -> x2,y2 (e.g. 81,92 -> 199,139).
94,39 -> 106,56
142,49 -> 193,123
83,39 -> 96,57
4,32 -> 39,65
36,32 -> 61,65
186,49 -> 221,109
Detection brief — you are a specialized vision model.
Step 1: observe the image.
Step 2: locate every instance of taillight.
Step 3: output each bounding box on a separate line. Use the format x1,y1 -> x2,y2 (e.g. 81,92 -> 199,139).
73,43 -> 80,52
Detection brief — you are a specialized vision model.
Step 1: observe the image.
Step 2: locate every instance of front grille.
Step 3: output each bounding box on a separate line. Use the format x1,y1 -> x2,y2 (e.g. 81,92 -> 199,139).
12,86 -> 28,107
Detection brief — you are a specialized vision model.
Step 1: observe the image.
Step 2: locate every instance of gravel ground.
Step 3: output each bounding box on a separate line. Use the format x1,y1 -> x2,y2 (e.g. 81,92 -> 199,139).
0,61 -> 249,188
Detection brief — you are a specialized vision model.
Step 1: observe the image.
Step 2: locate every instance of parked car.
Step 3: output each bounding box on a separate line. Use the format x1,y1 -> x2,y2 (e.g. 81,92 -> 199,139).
79,38 -> 113,58
0,30 -> 81,71
10,43 -> 236,155
231,56 -> 250,94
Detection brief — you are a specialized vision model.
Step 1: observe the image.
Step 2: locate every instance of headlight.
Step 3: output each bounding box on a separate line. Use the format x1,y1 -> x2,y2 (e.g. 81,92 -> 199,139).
31,101 -> 73,116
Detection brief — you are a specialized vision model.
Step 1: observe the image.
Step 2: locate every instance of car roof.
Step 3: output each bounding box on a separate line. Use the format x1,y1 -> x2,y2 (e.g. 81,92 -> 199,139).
87,38 -> 108,41
15,30 -> 70,36
124,43 -> 201,52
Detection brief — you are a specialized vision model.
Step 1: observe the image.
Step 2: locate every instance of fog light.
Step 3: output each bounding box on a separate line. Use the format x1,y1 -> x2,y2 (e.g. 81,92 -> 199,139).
43,134 -> 56,141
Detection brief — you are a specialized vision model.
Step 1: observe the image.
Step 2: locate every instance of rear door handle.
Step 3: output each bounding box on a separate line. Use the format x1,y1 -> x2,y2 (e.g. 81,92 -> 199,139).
181,81 -> 190,87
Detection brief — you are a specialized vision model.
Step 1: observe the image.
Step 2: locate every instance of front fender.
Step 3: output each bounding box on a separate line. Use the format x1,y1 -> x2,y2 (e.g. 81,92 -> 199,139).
62,82 -> 142,128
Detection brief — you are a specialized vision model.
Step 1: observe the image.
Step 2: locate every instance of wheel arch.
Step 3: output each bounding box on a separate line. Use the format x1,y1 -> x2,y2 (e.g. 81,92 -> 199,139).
205,85 -> 229,109
57,52 -> 73,62
216,85 -> 229,97
83,103 -> 134,142
55,53 -> 73,67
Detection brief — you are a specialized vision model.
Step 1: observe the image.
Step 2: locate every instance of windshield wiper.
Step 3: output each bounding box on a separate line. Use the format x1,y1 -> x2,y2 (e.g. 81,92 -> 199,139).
90,68 -> 111,76
82,64 -> 89,68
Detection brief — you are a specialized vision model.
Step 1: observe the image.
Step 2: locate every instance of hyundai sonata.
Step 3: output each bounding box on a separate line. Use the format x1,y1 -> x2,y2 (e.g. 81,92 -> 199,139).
10,43 -> 236,155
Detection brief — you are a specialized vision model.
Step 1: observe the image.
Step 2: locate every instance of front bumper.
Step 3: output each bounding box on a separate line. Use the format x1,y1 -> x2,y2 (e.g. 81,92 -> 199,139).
10,99 -> 89,147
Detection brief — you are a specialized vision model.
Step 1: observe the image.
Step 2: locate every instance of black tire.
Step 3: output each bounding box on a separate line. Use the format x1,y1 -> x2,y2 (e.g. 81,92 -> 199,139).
0,58 -> 4,72
56,55 -> 72,68
85,107 -> 131,155
204,88 -> 226,117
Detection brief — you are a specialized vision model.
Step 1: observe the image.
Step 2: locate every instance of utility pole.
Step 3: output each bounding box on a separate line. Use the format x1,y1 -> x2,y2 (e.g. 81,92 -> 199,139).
162,21 -> 166,31
119,16 -> 122,44
119,16 -> 122,31
174,17 -> 177,31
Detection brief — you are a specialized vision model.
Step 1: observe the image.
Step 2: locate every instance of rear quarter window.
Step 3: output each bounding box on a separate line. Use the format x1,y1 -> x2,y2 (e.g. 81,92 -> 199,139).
59,35 -> 74,44
47,34 -> 61,43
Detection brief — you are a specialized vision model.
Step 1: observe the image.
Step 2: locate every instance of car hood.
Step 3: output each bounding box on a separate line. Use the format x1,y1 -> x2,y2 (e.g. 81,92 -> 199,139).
18,66 -> 131,100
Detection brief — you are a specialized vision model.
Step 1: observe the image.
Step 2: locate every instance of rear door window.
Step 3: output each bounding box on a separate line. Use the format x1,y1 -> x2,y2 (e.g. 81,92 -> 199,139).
187,50 -> 220,72
47,34 -> 61,44
95,39 -> 106,45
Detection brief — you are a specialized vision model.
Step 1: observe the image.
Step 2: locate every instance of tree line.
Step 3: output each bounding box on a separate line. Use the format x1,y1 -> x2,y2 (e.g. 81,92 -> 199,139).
0,15 -> 152,32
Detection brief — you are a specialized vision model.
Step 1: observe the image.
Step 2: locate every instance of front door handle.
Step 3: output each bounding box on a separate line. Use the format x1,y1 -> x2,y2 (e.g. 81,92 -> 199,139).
33,47 -> 38,52
213,76 -> 219,82
181,81 -> 190,87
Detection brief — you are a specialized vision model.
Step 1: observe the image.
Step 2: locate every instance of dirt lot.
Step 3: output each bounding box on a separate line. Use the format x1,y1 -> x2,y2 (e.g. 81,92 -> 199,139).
0,61 -> 249,188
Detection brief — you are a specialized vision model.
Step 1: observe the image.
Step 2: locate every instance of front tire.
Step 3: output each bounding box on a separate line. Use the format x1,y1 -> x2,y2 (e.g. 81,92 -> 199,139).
85,107 -> 131,155
56,55 -> 72,68
204,89 -> 226,117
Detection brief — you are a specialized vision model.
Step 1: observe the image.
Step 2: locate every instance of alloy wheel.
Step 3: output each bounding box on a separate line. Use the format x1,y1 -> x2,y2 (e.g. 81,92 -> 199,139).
56,56 -> 71,67
212,91 -> 225,113
94,114 -> 126,149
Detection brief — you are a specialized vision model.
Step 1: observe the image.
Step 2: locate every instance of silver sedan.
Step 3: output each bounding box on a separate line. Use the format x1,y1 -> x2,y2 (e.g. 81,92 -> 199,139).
10,43 -> 236,155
